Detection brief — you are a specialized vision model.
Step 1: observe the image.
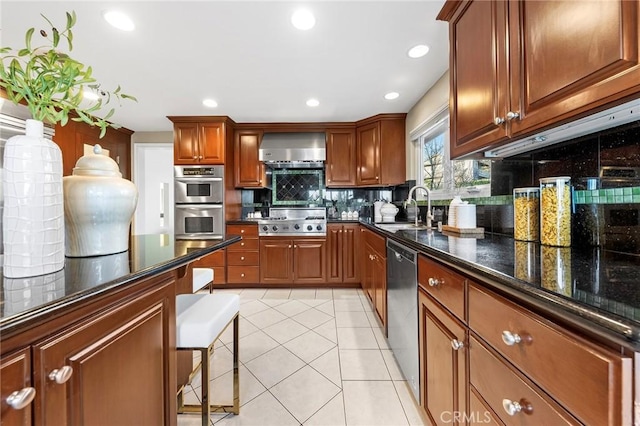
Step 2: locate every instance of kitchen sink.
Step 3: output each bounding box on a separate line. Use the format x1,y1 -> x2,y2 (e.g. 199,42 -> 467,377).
375,223 -> 432,232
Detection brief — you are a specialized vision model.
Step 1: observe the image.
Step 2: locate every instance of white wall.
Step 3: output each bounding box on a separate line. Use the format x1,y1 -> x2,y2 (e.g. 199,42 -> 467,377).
405,70 -> 450,180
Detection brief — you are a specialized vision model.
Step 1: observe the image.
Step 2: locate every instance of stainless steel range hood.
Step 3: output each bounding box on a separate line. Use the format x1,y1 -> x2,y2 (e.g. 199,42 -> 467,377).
259,132 -> 325,168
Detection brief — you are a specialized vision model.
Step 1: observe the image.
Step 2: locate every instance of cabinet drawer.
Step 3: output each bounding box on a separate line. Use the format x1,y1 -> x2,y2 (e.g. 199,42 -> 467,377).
227,251 -> 260,266
227,266 -> 260,283
364,229 -> 386,256
226,224 -> 258,238
227,238 -> 259,251
469,284 -> 632,425
211,266 -> 226,284
418,255 -> 466,322
193,249 -> 225,267
470,336 -> 579,425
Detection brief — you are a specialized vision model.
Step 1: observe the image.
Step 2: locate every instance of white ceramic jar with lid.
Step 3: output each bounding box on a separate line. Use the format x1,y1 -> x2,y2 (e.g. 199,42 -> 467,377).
380,202 -> 399,222
63,145 -> 138,257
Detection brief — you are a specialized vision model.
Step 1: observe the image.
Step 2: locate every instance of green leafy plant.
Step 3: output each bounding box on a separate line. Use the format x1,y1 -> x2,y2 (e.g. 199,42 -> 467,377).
0,11 -> 136,138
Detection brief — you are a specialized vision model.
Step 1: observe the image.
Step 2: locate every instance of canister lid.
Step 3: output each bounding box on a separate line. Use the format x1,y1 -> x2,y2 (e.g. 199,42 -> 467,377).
513,187 -> 540,194
539,176 -> 571,184
72,145 -> 122,177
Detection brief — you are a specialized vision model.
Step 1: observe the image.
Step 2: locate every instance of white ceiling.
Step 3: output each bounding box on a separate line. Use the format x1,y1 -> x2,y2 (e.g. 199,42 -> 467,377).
1,1 -> 449,132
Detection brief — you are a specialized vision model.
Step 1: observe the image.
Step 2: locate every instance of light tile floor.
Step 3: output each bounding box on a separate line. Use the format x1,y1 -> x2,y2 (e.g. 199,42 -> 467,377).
177,288 -> 426,426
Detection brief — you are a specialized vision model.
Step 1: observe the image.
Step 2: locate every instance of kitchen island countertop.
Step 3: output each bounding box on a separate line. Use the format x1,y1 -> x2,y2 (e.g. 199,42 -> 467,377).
0,234 -> 241,336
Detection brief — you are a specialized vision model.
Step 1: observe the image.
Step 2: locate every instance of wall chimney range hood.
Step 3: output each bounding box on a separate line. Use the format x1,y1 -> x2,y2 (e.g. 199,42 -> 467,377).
259,132 -> 326,168
484,98 -> 640,158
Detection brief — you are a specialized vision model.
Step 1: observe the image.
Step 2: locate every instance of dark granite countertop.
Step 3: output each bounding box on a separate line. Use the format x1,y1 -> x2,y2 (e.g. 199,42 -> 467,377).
0,234 -> 241,336
362,221 -> 640,346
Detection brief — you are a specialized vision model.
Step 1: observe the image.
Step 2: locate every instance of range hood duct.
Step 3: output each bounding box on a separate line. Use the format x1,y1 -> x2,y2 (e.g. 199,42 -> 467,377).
259,132 -> 326,168
484,98 -> 640,158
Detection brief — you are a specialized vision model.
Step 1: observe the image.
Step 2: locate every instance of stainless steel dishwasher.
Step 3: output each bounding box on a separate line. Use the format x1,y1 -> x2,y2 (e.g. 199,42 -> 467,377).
386,239 -> 419,401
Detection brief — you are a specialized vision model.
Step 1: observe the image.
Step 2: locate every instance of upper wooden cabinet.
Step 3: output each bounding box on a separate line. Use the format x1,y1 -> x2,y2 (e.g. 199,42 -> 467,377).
171,120 -> 226,164
355,114 -> 406,186
439,0 -> 640,158
234,130 -> 266,188
326,128 -> 357,187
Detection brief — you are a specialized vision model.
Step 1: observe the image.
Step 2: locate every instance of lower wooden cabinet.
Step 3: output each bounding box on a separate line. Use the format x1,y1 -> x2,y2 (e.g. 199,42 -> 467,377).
260,237 -> 326,284
360,228 -> 386,327
418,287 -> 467,426
327,223 -> 360,283
226,224 -> 260,284
0,348 -> 32,425
0,272 -> 177,426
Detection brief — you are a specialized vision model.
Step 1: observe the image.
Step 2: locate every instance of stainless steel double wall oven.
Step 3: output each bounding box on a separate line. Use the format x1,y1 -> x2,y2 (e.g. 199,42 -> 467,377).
174,165 -> 224,239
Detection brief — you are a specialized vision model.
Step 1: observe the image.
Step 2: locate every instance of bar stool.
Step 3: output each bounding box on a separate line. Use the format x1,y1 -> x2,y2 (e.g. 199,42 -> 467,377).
192,267 -> 214,293
176,293 -> 240,425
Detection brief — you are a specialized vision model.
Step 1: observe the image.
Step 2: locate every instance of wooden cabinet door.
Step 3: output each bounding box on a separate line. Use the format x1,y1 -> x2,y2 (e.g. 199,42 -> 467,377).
362,242 -> 375,304
356,122 -> 380,185
293,239 -> 327,283
342,224 -> 360,283
235,130 -> 265,187
327,224 -> 343,283
509,0 -> 640,137
199,122 -> 225,164
32,278 -> 174,425
372,248 -> 386,327
260,239 -> 293,283
419,289 -> 467,425
174,122 -> 200,164
1,348 -> 33,426
448,0 -> 509,158
326,128 -> 357,187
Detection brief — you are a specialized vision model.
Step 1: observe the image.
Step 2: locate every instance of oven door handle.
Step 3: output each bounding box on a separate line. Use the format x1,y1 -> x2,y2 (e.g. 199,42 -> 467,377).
175,178 -> 223,183
175,204 -> 223,209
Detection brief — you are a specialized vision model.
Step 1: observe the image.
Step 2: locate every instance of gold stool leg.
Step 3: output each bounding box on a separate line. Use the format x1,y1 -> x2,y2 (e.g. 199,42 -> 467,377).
232,314 -> 240,415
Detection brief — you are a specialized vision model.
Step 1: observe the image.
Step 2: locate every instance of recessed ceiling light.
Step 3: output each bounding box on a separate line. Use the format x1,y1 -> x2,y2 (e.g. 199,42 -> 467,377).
291,9 -> 316,30
202,99 -> 218,108
103,11 -> 135,31
384,92 -> 400,100
306,98 -> 320,107
408,44 -> 430,58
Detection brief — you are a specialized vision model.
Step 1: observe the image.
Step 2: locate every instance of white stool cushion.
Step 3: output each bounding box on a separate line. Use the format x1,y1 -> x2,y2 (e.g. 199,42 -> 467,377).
193,268 -> 214,293
176,293 -> 240,348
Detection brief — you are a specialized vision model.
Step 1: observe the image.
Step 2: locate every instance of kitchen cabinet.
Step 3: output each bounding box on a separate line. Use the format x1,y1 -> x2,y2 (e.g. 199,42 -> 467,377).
226,224 -> 260,284
355,114 -> 406,186
235,130 -> 267,188
325,128 -> 357,187
439,0 -> 640,158
260,237 -> 326,284
172,121 -> 225,164
0,271 -> 177,426
53,118 -> 133,179
360,228 -> 386,327
193,249 -> 226,285
327,223 -> 360,283
1,348 -> 32,425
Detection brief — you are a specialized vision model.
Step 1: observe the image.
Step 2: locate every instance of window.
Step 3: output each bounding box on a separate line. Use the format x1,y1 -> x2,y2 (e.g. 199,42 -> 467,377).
413,106 -> 491,200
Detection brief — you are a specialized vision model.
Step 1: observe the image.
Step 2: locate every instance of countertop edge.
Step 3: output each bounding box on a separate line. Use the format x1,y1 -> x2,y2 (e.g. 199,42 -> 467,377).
361,221 -> 640,348
0,236 -> 241,338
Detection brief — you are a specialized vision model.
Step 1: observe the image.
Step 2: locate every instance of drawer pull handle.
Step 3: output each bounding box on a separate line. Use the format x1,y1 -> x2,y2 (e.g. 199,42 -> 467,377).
49,366 -> 73,384
506,111 -> 520,121
6,387 -> 36,410
428,278 -> 442,287
501,331 -> 522,346
450,339 -> 464,350
502,398 -> 532,416
494,116 -> 505,125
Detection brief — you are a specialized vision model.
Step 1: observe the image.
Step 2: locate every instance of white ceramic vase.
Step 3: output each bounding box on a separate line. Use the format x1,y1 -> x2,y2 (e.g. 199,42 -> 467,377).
3,119 -> 65,278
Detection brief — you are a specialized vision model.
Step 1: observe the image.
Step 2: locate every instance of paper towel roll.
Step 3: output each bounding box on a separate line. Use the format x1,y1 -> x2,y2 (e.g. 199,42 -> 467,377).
457,204 -> 476,228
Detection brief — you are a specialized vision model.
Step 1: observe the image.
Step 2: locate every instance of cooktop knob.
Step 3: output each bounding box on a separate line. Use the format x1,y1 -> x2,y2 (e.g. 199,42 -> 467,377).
272,225 -> 278,231
262,225 -> 268,232
294,224 -> 300,230
306,225 -> 313,231
316,224 -> 323,231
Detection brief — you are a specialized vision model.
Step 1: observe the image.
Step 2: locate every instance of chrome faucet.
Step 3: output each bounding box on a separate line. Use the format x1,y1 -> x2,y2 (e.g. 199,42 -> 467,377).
405,185 -> 434,228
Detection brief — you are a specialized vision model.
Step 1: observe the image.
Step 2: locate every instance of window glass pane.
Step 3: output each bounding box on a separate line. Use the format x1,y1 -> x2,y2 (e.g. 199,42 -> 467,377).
453,159 -> 491,188
422,132 -> 445,190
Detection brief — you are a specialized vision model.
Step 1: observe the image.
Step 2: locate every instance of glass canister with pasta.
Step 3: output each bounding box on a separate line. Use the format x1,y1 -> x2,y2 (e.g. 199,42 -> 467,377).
539,176 -> 572,247
513,187 -> 540,241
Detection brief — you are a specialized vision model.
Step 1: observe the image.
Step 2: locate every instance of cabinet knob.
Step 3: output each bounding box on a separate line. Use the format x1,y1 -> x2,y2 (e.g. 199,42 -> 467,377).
241,273 -> 245,277
450,339 -> 464,350
428,277 -> 442,287
494,116 -> 505,125
502,398 -> 532,416
241,242 -> 245,246
49,365 -> 73,384
339,230 -> 342,233
288,245 -> 292,248
506,111 -> 520,121
294,245 -> 297,248
240,230 -> 245,233
5,387 -> 36,410
199,155 -> 203,159
240,256 -> 245,261
501,330 -> 522,346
